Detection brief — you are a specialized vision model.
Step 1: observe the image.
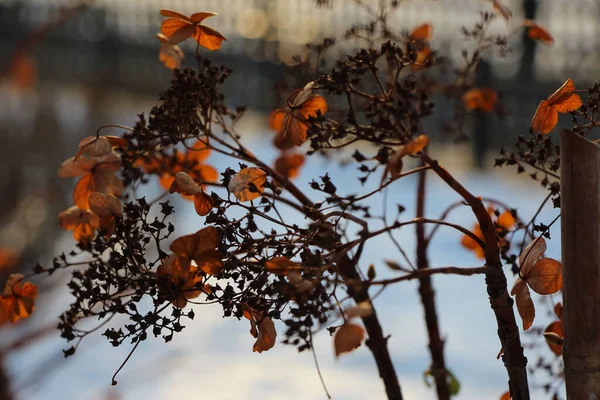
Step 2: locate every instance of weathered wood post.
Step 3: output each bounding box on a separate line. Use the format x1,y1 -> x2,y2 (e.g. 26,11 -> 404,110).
560,131 -> 600,398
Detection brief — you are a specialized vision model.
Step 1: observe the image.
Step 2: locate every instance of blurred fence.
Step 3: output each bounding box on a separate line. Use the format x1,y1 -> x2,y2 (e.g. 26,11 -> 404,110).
1,0 -> 599,152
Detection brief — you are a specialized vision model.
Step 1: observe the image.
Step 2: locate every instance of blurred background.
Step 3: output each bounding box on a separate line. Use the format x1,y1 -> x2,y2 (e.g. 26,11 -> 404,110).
0,0 -> 596,399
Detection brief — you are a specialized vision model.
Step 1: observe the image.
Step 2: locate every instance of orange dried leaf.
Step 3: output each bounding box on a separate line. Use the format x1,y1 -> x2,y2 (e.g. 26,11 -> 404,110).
461,224 -> 485,259
156,254 -> 202,308
525,258 -> 562,295
274,153 -> 305,179
264,257 -> 301,276
531,79 -> 582,134
271,83 -> 327,146
462,88 -> 498,112
159,9 -> 225,50
58,206 -> 100,243
228,167 -> 267,202
334,322 -> 365,357
544,321 -> 564,355
524,21 -> 554,45
411,46 -> 431,70
73,173 -> 95,210
410,23 -> 432,41
554,302 -> 563,320
1,274 -> 38,323
403,134 -> 429,156
499,391 -> 511,400
193,192 -> 214,216
195,25 -> 227,51
497,210 -> 515,230
88,192 -> 122,218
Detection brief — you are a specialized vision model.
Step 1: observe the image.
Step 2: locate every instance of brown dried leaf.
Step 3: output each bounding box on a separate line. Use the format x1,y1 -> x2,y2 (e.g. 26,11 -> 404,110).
253,316 -> 277,353
519,237 -> 546,277
334,322 -> 365,357
88,192 -> 122,218
513,279 -> 535,330
193,192 -> 214,216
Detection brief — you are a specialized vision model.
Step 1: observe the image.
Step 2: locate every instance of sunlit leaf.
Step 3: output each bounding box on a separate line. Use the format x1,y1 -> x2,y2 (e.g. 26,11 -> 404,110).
159,9 -> 226,50
531,79 -> 582,134
525,258 -> 562,295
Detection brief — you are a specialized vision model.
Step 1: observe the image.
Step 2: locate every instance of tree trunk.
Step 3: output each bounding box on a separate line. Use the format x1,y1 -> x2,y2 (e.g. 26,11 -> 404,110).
416,166 -> 450,399
560,131 -> 600,398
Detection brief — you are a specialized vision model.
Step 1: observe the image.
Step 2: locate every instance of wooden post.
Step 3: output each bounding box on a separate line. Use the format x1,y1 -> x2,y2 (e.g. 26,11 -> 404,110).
560,131 -> 600,398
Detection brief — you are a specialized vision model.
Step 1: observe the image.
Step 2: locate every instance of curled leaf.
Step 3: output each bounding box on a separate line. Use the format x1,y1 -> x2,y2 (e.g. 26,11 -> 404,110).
253,316 -> 277,353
